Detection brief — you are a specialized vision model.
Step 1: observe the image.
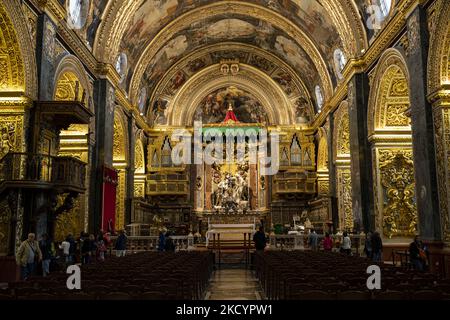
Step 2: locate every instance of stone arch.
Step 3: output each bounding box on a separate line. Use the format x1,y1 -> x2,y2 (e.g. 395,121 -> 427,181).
368,48 -> 417,240
427,0 -> 450,95
368,49 -> 411,137
166,64 -> 294,127
127,2 -> 334,105
0,1 -> 37,99
53,55 -> 93,106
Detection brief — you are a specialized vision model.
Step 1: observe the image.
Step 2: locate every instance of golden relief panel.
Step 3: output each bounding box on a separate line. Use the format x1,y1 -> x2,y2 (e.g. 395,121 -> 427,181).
433,105 -> 450,242
337,168 -> 353,231
337,114 -> 350,156
385,104 -> 410,127
115,170 -> 126,231
113,117 -> 126,161
54,196 -> 83,242
378,149 -> 417,238
389,78 -> 408,96
0,196 -> 11,255
318,180 -> 330,196
134,141 -> 145,173
134,183 -> 145,198
0,115 -> 23,158
0,3 -> 25,91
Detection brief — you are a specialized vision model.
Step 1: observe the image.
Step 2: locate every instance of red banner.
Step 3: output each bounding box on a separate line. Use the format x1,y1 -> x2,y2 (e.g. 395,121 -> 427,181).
102,166 -> 118,234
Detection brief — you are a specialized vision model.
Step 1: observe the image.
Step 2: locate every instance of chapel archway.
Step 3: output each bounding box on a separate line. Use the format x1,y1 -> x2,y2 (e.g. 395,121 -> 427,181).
368,49 -> 416,241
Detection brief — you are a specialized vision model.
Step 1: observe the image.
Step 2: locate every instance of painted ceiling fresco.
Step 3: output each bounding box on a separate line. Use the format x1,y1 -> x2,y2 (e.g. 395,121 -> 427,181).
194,86 -> 268,125
143,45 -> 316,126
137,15 -> 323,107
120,0 -> 344,90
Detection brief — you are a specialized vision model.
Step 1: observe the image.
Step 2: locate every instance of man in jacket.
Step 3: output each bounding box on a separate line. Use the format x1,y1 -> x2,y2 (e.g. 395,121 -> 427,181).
253,227 -> 267,252
115,230 -> 128,257
16,233 -> 43,280
371,231 -> 383,263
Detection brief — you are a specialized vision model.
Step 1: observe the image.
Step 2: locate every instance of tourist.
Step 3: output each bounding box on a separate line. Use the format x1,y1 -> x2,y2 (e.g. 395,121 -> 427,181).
323,232 -> 333,251
66,234 -> 76,264
81,233 -> 92,264
364,232 -> 373,259
253,226 -> 267,252
115,230 -> 128,257
371,231 -> 383,263
96,235 -> 107,262
89,234 -> 97,258
409,235 -> 426,271
16,233 -> 42,280
39,233 -> 53,277
158,231 -> 166,251
341,232 -> 352,255
308,229 -> 319,251
59,236 -> 71,267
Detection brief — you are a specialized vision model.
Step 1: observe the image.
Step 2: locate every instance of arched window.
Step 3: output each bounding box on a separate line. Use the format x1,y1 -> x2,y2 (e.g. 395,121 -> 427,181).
67,0 -> 89,29
315,86 -> 324,112
334,49 -> 347,80
115,53 -> 128,83
379,0 -> 392,18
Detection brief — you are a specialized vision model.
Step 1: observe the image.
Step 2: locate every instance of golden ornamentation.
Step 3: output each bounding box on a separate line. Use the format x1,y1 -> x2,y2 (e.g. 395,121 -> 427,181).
433,104 -> 450,242
318,180 -> 330,195
378,150 -> 417,238
54,195 -> 83,242
0,4 -> 24,91
21,3 -> 37,53
427,0 -> 450,95
367,49 -> 411,136
0,115 -> 23,158
338,114 -> 350,157
337,168 -> 353,231
0,195 -> 11,255
55,72 -> 85,102
134,140 -> 145,174
386,104 -> 410,126
113,115 -> 126,162
406,12 -> 420,56
115,170 -> 126,230
134,183 -> 145,198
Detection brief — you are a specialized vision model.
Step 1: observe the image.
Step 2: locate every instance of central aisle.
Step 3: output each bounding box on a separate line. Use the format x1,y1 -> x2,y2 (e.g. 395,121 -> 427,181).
205,268 -> 265,300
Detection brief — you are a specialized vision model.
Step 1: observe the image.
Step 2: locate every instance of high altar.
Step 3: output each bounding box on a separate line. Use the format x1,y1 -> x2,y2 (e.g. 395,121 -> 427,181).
195,105 -> 270,236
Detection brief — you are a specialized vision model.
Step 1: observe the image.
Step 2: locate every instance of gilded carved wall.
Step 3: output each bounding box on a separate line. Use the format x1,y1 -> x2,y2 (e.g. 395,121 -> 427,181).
334,102 -> 352,231
0,3 -> 24,91
369,49 -> 417,240
377,149 -> 417,238
54,195 -> 83,242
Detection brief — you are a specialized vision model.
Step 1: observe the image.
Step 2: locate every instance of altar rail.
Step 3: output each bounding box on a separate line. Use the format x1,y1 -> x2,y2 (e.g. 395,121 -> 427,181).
269,234 -> 365,255
110,236 -> 194,253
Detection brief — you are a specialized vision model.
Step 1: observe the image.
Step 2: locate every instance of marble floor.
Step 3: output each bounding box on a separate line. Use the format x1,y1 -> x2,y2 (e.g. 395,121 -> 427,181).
205,268 -> 265,300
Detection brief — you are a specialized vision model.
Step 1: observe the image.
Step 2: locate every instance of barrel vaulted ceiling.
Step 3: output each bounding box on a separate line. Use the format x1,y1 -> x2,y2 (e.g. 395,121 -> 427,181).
70,0 -> 396,125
